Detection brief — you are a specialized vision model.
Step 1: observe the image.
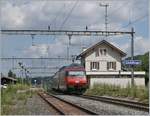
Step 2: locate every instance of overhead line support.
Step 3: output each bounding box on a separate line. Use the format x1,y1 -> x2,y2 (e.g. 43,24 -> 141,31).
131,27 -> 134,86
1,30 -> 134,36
99,3 -> 109,37
0,57 -> 72,60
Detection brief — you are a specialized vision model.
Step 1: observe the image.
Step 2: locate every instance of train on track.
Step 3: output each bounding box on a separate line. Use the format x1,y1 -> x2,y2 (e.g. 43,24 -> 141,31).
51,63 -> 88,94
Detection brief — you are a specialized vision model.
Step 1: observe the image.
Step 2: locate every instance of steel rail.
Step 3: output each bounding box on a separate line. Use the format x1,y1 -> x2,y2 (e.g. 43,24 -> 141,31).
38,92 -> 98,115
79,95 -> 149,112
38,92 -> 65,115
49,93 -> 98,115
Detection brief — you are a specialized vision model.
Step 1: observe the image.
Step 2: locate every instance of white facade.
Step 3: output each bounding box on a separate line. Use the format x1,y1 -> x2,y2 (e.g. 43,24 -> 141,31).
90,77 -> 145,88
78,40 -> 145,88
86,71 -> 145,75
84,44 -> 122,72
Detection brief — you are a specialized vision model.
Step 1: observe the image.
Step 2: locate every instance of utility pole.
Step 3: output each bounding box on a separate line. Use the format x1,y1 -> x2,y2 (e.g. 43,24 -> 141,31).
12,56 -> 15,72
131,27 -> 134,86
71,55 -> 77,63
58,55 -> 60,68
31,34 -> 35,46
99,3 -> 109,37
67,34 -> 72,60
19,62 -> 23,84
24,68 -> 27,83
21,69 -> 24,84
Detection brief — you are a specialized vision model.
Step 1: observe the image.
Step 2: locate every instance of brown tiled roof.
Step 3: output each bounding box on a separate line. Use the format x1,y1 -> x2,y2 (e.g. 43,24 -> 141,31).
77,40 -> 126,58
1,76 -> 17,81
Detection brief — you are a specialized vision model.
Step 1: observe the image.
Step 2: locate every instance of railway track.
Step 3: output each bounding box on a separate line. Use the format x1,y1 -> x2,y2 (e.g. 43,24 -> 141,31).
38,92 -> 98,115
79,95 -> 149,112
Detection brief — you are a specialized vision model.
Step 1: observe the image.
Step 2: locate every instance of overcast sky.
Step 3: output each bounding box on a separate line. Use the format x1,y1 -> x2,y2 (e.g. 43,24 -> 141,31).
0,0 -> 149,76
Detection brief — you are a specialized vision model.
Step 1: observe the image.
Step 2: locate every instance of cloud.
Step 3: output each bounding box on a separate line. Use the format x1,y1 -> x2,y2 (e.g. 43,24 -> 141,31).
23,36 -> 149,59
22,38 -> 68,58
1,0 -> 148,30
130,36 -> 149,55
23,44 -> 49,57
1,0 -> 148,66
1,2 -> 26,28
111,36 -> 149,57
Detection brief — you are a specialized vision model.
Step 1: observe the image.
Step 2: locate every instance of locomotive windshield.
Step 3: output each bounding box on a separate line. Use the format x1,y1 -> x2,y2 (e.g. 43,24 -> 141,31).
68,71 -> 85,77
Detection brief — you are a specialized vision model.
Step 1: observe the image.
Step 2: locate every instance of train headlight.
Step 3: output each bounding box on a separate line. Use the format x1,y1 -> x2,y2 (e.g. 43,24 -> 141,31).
75,80 -> 79,83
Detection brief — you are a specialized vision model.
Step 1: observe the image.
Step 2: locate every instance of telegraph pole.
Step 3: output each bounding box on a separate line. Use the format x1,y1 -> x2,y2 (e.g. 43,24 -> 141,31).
131,27 -> 134,86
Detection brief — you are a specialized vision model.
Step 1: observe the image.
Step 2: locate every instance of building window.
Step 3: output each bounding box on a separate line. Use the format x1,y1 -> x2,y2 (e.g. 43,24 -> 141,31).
95,49 -> 99,57
90,62 -> 99,70
100,49 -> 107,56
107,62 -> 116,70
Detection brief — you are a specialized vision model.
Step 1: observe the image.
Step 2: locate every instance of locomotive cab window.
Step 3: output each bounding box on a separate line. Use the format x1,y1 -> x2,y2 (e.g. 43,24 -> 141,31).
68,71 -> 85,77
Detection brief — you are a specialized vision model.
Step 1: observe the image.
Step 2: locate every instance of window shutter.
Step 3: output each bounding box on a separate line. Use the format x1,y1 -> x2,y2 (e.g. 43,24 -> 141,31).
114,62 -> 116,70
107,62 -> 109,70
95,50 -> 99,57
113,62 -> 116,70
90,62 -> 100,70
104,49 -> 106,55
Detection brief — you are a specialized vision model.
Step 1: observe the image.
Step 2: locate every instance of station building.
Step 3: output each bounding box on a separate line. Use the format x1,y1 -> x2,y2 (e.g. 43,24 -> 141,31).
1,76 -> 17,85
77,40 -> 145,88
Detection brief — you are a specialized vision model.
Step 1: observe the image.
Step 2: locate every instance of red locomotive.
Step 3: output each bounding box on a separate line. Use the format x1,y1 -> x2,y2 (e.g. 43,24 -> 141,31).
52,63 -> 87,94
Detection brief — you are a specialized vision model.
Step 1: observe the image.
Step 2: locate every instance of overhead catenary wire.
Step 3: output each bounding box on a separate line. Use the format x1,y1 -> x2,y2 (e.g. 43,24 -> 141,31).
50,4 -> 66,29
111,0 -> 148,31
88,0 -> 144,30
118,13 -> 148,30
59,0 -> 79,30
108,0 -> 141,18
108,1 -> 130,17
49,4 -> 66,45
88,1 -> 130,28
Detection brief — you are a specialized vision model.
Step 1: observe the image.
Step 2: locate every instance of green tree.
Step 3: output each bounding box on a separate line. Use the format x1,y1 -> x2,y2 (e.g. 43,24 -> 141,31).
8,70 -> 13,77
12,73 -> 16,78
8,70 -> 16,78
124,52 -> 149,85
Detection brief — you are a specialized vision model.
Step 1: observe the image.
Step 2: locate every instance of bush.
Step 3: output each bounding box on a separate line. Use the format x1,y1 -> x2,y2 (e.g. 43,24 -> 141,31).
85,83 -> 149,103
1,83 -> 33,115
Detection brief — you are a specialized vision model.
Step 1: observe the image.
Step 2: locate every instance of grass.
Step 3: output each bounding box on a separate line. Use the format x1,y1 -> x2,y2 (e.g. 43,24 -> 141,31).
1,83 -> 35,115
84,83 -> 149,103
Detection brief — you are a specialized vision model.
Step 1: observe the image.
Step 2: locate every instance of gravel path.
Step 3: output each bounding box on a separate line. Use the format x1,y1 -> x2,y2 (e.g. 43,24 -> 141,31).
56,95 -> 149,115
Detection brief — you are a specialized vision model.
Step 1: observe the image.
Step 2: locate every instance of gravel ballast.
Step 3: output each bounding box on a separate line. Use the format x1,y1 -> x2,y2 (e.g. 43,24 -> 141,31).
56,95 -> 149,115
11,94 -> 59,115
25,94 -> 60,115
